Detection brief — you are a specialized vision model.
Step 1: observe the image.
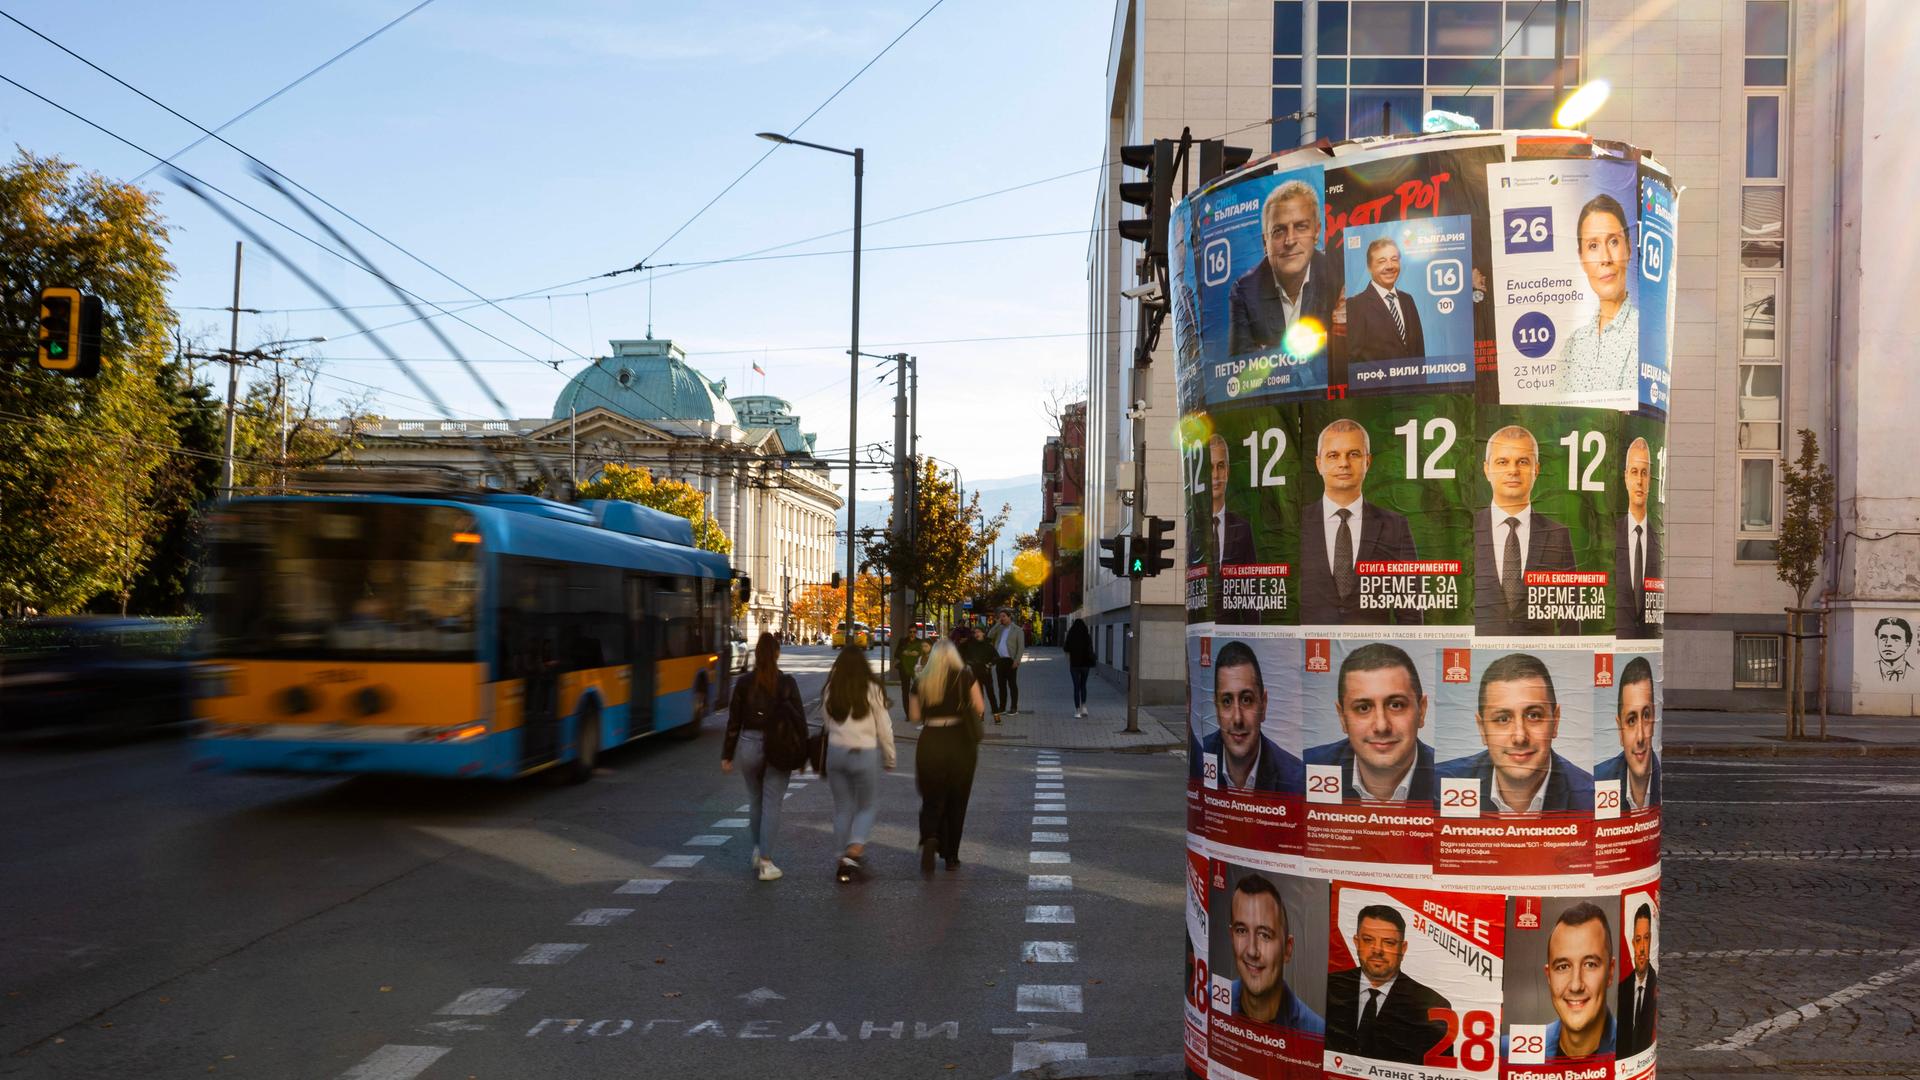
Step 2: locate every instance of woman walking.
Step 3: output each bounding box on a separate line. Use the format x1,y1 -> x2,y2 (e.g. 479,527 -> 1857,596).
722,633 -> 807,881
821,646 -> 898,882
909,639 -> 986,874
957,626 -> 1001,723
1065,616 -> 1096,718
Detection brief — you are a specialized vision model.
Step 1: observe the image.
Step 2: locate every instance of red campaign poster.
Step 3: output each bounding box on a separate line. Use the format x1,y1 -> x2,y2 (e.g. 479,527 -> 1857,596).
1188,842 -> 1214,1078
1611,882 -> 1661,1080
1324,882 -> 1507,1080
1192,633 -> 1307,860
1501,890 -> 1648,1080
1593,649 -> 1662,880
1208,863 -> 1329,1080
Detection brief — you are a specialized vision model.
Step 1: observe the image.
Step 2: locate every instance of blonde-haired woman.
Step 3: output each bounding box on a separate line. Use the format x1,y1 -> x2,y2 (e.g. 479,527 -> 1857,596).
908,638 -> 987,874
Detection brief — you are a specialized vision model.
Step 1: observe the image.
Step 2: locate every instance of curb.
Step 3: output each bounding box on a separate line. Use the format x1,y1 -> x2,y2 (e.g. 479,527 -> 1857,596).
1666,742 -> 1920,758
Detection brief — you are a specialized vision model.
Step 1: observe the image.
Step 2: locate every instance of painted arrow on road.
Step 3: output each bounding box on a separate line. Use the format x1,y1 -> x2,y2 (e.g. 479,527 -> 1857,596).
738,987 -> 786,1006
991,1022 -> 1077,1039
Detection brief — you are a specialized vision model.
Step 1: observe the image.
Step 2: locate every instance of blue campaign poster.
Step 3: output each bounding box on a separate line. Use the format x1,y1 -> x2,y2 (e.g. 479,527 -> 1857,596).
1636,173 -> 1677,416
1335,215 -> 1477,393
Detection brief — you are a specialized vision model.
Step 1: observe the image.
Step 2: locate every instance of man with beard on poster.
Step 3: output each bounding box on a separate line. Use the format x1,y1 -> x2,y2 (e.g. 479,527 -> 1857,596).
1326,905 -> 1452,1063
1201,641 -> 1304,794
1544,902 -> 1617,1061
1615,438 -> 1663,638
1438,653 -> 1595,814
1229,179 -> 1339,358
1346,237 -> 1427,364
1474,424 -> 1577,635
1304,643 -> 1437,802
1594,657 -> 1660,810
1300,419 -> 1420,625
1227,873 -> 1326,1034
1614,903 -> 1658,1056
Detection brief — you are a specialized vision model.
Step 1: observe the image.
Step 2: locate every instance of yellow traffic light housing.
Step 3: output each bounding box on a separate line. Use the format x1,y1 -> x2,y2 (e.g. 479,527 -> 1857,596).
36,287 -> 101,377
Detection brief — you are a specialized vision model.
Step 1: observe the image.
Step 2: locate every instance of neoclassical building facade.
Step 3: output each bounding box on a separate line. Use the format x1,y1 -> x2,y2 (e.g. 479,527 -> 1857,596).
335,338 -> 841,638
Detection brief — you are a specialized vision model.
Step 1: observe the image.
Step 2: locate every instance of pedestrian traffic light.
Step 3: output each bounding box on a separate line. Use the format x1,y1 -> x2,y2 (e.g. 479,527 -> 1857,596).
1197,140 -> 1254,186
1097,534 -> 1131,579
36,287 -> 101,378
1136,516 -> 1177,578
1117,139 -> 1176,262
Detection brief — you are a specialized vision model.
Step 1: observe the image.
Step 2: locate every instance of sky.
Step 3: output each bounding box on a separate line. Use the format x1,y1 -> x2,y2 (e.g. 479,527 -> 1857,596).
0,0 -> 1115,503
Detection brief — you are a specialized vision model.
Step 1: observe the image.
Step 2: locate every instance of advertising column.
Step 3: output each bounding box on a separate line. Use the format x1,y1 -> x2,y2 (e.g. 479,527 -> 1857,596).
1174,130 -> 1673,1080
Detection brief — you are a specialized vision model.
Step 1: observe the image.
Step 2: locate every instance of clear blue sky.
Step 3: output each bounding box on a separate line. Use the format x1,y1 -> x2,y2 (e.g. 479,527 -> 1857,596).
1,0 -> 1114,496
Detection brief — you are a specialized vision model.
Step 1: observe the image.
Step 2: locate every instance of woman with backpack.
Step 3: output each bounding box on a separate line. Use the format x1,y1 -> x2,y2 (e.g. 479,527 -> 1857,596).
722,632 -> 808,882
821,645 -> 898,882
908,638 -> 987,874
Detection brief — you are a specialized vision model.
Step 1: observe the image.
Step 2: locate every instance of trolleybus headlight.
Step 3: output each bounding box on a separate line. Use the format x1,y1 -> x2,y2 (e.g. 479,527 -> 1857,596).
352,685 -> 391,717
418,723 -> 489,743
276,685 -> 318,715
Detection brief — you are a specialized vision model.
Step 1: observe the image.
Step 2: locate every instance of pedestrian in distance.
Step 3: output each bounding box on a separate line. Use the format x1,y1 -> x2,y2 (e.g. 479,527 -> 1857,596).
958,626 -> 1001,723
722,632 -> 809,882
990,607 -> 1027,715
909,638 -> 986,874
821,645 -> 898,883
1064,616 -> 1096,718
895,631 -> 931,706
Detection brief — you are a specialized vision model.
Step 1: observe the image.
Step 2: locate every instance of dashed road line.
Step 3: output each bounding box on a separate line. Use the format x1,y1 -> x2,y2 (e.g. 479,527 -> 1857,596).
1033,816 -> 1068,825
1035,802 -> 1067,811
436,988 -> 526,1016
1016,985 -> 1084,1013
1029,875 -> 1073,891
615,879 -> 672,895
569,908 -> 634,926
1029,850 -> 1071,864
711,818 -> 750,828
1012,1042 -> 1087,1071
653,854 -> 704,868
684,834 -> 730,846
1022,942 -> 1079,963
514,943 -> 587,965
1026,905 -> 1075,924
336,1044 -> 450,1080
1031,831 -> 1069,843
1694,954 -> 1920,1050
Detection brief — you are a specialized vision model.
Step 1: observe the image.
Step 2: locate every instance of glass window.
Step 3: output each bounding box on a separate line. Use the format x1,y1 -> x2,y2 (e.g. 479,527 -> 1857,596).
1504,87 -> 1557,128
1739,421 -> 1782,451
1351,1 -> 1424,54
1742,240 -> 1784,270
1745,58 -> 1788,86
1506,1 -> 1581,56
1506,58 -> 1579,87
1736,539 -> 1779,563
1320,0 -> 1350,54
1351,87 -> 1421,136
1428,57 -> 1492,85
1740,457 -> 1777,531
1746,96 -> 1781,178
1351,57 -> 1425,83
1274,57 -> 1303,84
1733,633 -> 1784,686
1317,86 -> 1350,141
1741,277 -> 1778,357
1432,92 -> 1496,129
1319,57 -> 1349,84
1275,1 -> 1303,53
1746,0 -> 1790,55
1429,2 -> 1503,55
1743,186 -> 1784,237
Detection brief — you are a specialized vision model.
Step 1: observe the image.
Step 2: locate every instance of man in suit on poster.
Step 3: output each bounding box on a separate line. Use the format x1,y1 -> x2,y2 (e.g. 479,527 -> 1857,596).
1594,657 -> 1661,810
1326,905 -> 1453,1064
1345,237 -> 1427,365
1473,424 -> 1578,635
1614,903 -> 1658,1056
1615,438 -> 1663,638
1229,180 -> 1340,358
1300,419 -> 1420,625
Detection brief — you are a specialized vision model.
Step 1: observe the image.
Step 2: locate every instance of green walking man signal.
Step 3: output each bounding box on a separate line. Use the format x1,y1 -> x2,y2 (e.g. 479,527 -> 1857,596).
1099,518 -> 1177,580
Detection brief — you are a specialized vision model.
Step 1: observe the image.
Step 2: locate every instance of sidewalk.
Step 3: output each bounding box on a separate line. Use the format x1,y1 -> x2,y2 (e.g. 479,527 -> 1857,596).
887,649 -> 1187,753
1663,708 -> 1920,756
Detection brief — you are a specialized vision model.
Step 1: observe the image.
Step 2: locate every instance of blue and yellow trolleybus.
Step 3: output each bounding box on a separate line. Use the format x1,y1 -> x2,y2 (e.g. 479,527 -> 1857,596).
193,481 -> 736,782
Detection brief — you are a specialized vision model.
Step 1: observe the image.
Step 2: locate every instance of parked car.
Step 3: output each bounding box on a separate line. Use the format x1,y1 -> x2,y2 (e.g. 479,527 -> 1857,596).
0,617 -> 196,740
831,622 -> 871,649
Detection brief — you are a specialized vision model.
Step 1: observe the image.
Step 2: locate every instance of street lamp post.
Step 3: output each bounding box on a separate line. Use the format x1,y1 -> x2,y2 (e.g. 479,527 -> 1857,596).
759,131 -> 863,632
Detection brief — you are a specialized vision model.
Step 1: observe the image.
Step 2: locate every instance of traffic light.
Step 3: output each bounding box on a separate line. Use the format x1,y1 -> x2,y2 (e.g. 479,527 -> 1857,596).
1117,139 -> 1175,261
1136,516 -> 1177,578
36,287 -> 101,378
1197,140 -> 1254,186
1097,534 -> 1132,579
831,571 -> 842,590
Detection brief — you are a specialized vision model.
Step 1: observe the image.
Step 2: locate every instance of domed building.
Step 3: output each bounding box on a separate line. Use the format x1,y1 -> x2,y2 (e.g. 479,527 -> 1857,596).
341,337 -> 841,639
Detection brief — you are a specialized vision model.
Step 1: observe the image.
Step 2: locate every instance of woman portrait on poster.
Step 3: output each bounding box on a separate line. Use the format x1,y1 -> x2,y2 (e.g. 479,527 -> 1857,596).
1559,193 -> 1640,396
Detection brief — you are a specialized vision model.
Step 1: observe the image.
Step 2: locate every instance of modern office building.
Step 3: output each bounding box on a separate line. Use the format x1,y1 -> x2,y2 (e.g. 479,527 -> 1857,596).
1087,0 -> 1918,712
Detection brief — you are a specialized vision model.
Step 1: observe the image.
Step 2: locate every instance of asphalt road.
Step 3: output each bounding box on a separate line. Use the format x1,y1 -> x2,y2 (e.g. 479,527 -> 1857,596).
3,653 -> 1918,1079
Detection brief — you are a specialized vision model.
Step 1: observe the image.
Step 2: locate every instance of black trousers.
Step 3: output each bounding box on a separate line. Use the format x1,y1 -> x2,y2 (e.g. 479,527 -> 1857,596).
969,663 -> 999,712
916,724 -> 979,861
995,657 -> 1019,712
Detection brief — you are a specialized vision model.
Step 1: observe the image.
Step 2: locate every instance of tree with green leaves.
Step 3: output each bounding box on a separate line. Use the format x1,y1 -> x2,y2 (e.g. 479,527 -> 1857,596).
862,459 -> 1007,622
0,151 -> 178,616
1776,428 -> 1836,737
576,462 -> 732,554
228,352 -> 378,495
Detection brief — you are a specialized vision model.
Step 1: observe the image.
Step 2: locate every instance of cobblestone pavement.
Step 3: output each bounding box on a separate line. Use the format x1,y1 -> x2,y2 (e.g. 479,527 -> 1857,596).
1661,756 -> 1920,1078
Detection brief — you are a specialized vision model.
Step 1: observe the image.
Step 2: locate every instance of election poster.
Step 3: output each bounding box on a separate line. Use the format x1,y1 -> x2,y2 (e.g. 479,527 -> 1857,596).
1186,430 -> 1219,625
1487,156 -> 1643,410
1473,406 -> 1620,638
1205,403 -> 1305,627
1616,412 -> 1666,640
1175,195 -> 1209,419
1614,882 -> 1661,1078
1192,631 -> 1306,862
1432,642 -> 1597,886
1634,168 -> 1678,416
1301,398 -> 1476,628
1501,894 -> 1623,1077
1594,648 -> 1662,881
1189,840 -> 1216,1078
1208,863 -> 1330,1079
1191,163 -> 1336,405
1324,882 -> 1507,1080
1300,634 -> 1457,873
1334,216 -> 1477,395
